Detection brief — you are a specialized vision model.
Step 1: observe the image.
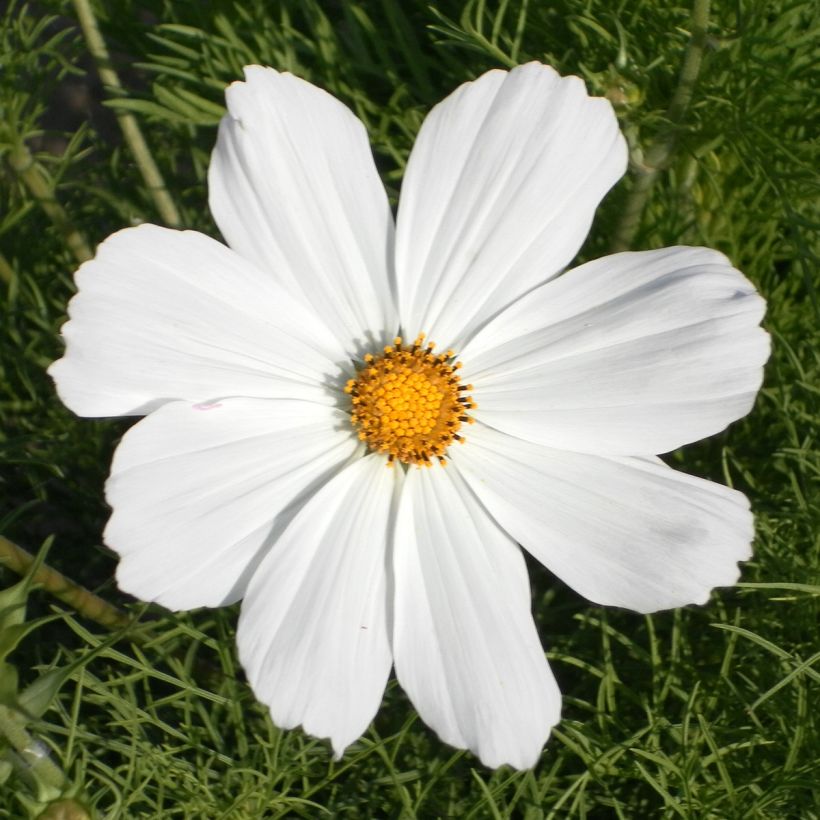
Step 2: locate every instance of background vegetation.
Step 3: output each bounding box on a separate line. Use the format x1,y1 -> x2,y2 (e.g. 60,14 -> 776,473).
1,0 -> 817,817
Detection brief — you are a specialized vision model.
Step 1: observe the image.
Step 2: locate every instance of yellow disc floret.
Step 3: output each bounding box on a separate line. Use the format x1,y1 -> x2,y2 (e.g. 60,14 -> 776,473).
345,334 -> 476,467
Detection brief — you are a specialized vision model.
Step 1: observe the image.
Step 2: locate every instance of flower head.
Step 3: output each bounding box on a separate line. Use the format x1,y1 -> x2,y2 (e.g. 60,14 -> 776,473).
49,63 -> 770,769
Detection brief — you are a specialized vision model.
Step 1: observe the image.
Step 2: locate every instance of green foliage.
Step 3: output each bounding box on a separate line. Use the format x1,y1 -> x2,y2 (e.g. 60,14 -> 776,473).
1,0 -> 818,816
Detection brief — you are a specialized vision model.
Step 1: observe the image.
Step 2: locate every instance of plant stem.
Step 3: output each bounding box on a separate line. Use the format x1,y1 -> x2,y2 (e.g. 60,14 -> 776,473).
610,0 -> 711,252
0,536 -> 129,631
6,145 -> 93,264
72,0 -> 181,227
0,704 -> 66,792
0,250 -> 15,285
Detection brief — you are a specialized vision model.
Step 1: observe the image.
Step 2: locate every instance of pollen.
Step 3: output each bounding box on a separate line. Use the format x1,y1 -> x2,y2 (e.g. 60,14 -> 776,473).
345,334 -> 476,467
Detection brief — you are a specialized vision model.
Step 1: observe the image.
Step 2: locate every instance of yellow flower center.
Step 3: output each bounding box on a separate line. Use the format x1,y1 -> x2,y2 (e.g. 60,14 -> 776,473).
345,334 -> 475,467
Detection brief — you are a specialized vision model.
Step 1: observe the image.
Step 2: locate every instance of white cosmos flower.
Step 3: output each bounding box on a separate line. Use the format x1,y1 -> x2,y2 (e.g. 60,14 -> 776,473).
49,62 -> 770,769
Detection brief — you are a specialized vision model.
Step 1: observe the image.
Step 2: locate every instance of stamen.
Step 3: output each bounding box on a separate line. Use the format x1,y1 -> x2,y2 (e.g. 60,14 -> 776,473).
347,333 -> 476,467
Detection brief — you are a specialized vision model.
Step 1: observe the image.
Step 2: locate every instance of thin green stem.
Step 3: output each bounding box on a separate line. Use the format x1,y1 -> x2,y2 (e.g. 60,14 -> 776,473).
0,250 -> 15,285
6,145 -> 93,264
72,0 -> 181,227
610,0 -> 711,252
0,536 -> 129,631
0,704 -> 66,792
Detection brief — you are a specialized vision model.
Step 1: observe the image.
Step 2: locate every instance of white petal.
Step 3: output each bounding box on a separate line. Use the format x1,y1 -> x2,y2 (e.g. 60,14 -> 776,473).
209,66 -> 397,355
105,398 -> 360,610
49,225 -> 345,417
393,465 -> 561,769
237,454 -> 396,756
462,247 -> 770,454
395,62 -> 627,349
452,424 -> 755,613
